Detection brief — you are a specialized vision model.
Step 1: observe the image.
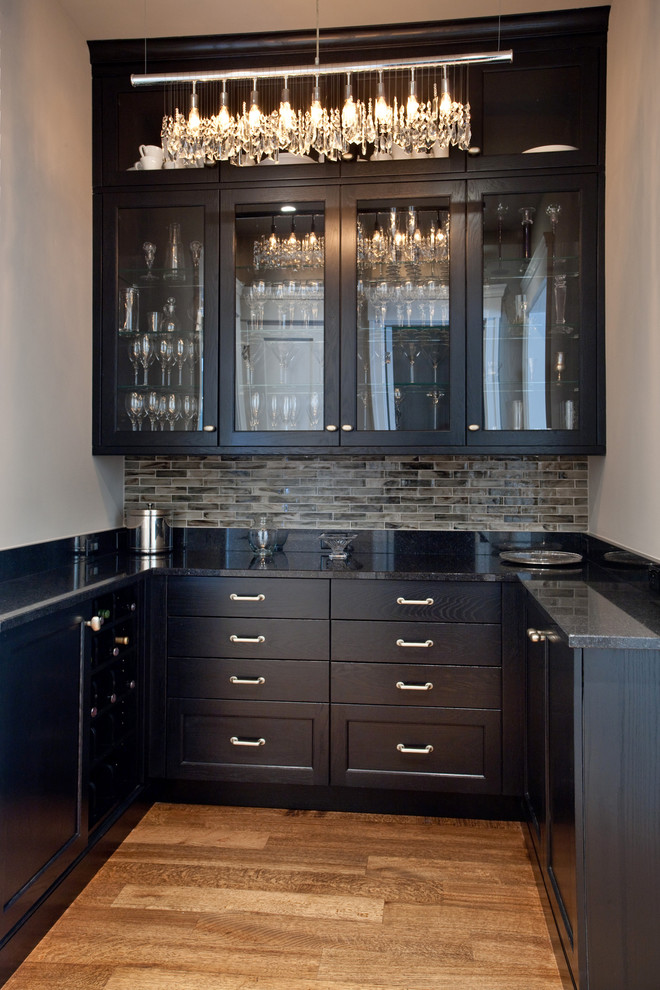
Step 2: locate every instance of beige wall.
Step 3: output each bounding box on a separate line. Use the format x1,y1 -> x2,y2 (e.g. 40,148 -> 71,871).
0,0 -> 123,550
589,0 -> 660,559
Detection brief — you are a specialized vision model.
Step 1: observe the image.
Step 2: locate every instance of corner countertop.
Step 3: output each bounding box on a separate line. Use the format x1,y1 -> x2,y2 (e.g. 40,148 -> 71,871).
0,528 -> 659,649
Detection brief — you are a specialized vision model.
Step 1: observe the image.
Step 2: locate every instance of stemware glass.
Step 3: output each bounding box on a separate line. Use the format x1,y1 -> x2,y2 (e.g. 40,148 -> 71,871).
141,241 -> 157,280
127,337 -> 142,385
269,395 -> 279,429
175,337 -> 187,385
145,390 -> 160,430
181,393 -> 199,431
125,391 -> 144,431
401,339 -> 422,383
138,334 -> 155,386
157,335 -> 175,386
164,393 -> 180,430
308,391 -> 320,429
249,391 -> 261,430
266,339 -> 297,385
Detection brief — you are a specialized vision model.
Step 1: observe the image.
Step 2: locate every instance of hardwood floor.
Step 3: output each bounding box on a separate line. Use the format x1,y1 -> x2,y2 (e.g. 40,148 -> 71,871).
5,804 -> 564,990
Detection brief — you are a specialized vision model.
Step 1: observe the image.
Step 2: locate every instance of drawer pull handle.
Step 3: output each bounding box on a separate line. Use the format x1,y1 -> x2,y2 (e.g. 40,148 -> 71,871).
396,597 -> 434,606
396,681 -> 434,691
396,638 -> 434,648
229,675 -> 266,686
397,743 -> 434,755
230,593 -> 266,602
230,634 -> 266,644
230,736 -> 266,747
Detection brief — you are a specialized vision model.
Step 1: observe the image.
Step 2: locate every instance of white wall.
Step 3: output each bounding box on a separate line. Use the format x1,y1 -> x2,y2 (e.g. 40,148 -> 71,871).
589,0 -> 660,559
0,0 -> 123,550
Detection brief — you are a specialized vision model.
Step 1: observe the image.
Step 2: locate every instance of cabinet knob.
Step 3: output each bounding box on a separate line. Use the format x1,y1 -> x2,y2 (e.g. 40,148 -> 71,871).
527,627 -> 546,643
202,425 -> 217,432
468,423 -> 481,432
114,636 -> 130,646
341,424 -> 354,432
325,424 -> 338,432
84,616 -> 103,632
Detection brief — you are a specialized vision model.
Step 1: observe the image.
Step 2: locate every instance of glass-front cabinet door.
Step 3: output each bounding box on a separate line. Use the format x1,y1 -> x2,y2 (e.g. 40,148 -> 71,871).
466,175 -> 602,449
97,190 -> 219,449
340,182 -> 465,446
220,186 -> 340,447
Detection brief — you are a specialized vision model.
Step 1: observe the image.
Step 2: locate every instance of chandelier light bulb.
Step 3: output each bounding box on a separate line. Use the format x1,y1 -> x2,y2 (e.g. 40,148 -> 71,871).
269,217 -> 278,249
439,67 -> 452,115
188,82 -> 200,130
310,77 -> 323,126
342,73 -> 357,129
374,70 -> 390,125
279,78 -> 296,131
217,84 -> 231,130
248,79 -> 261,130
407,69 -> 419,119
288,217 -> 298,246
308,215 -> 318,247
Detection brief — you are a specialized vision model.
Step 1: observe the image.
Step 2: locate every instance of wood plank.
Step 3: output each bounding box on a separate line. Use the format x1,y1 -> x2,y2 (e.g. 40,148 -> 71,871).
5,803 -> 563,990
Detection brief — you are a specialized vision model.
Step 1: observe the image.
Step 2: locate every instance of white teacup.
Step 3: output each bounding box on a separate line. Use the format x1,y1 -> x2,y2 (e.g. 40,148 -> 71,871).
140,156 -> 162,170
139,144 -> 163,162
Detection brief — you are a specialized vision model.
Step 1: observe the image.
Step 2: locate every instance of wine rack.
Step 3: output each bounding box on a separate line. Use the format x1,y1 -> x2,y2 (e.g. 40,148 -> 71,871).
87,585 -> 142,829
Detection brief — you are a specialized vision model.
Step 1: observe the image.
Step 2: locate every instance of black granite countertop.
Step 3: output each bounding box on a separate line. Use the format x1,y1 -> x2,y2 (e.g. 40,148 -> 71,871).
1,528 -> 659,649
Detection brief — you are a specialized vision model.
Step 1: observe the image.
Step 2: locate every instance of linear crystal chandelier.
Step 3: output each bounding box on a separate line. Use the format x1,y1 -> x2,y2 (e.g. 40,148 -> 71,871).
132,35 -> 512,167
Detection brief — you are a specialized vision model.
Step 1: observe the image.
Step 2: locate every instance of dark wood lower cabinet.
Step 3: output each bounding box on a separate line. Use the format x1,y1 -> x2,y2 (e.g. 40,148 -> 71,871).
524,600 -> 660,990
0,610 -> 86,945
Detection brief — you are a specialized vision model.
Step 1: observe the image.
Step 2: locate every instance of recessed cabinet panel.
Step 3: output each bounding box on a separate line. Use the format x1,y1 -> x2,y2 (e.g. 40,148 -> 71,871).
332,704 -> 502,792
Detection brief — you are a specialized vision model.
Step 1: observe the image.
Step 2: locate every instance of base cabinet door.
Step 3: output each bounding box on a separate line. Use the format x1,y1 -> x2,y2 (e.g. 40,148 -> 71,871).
524,601 -> 579,986
0,610 -> 86,944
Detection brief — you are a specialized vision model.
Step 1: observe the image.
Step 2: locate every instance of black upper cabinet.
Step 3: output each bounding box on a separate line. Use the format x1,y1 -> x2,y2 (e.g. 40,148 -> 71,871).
90,8 -> 607,455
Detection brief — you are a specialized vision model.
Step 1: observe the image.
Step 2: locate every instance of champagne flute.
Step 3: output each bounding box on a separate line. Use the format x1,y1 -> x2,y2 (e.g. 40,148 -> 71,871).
249,391 -> 261,431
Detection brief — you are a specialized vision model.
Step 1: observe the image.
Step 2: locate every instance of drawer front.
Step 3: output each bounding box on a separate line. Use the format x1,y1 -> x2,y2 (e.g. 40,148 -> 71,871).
331,620 -> 500,665
331,662 -> 501,708
331,580 -> 501,623
168,657 -> 329,702
167,699 -> 328,785
331,704 -> 501,793
168,616 -> 329,660
168,576 -> 329,619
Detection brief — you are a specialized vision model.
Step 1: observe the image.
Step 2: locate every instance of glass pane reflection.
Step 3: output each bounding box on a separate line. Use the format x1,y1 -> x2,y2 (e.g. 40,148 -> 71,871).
482,192 -> 580,431
234,207 -> 325,432
356,203 -> 450,432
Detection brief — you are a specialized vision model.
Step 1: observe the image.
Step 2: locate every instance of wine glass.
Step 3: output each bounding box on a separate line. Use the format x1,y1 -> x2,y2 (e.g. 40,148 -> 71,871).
164,393 -> 180,430
127,337 -> 142,385
142,241 -> 157,280
138,334 -> 155,386
157,336 -> 175,386
125,391 -> 144,431
145,390 -> 160,430
182,394 -> 199,431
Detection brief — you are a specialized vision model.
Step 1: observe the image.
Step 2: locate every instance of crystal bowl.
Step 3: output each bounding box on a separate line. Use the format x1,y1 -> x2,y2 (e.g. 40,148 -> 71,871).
320,532 -> 358,559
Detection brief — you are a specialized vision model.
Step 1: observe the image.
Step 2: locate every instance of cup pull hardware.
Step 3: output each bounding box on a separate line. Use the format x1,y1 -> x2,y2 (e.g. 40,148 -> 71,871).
396,681 -> 434,691
396,638 -> 434,648
396,596 -> 434,606
230,634 -> 266,644
397,743 -> 434,754
230,736 -> 266,747
229,675 -> 266,686
230,593 -> 266,602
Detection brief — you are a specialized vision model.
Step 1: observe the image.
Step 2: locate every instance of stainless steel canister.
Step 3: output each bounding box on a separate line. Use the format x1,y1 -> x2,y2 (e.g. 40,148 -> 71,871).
125,505 -> 173,554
